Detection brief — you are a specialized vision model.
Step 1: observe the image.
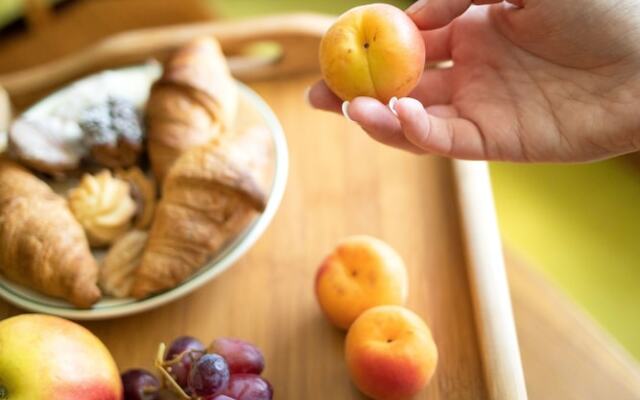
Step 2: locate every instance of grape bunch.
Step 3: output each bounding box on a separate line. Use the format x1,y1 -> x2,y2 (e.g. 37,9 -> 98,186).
120,336 -> 273,400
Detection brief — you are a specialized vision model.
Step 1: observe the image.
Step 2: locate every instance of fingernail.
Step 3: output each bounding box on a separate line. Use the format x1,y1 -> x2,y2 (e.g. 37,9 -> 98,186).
341,101 -> 353,121
406,0 -> 428,15
303,86 -> 312,106
388,97 -> 399,117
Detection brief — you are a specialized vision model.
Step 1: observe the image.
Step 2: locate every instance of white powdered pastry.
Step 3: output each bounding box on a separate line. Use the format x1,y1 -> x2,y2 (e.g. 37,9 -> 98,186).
9,116 -> 87,170
48,64 -> 162,120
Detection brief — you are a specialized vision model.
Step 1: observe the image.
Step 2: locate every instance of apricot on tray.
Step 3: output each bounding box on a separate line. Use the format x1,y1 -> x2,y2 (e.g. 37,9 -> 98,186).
315,235 -> 408,330
345,305 -> 438,400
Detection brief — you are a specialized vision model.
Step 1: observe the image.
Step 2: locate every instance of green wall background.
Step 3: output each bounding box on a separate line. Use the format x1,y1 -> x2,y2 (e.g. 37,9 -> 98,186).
492,160 -> 640,358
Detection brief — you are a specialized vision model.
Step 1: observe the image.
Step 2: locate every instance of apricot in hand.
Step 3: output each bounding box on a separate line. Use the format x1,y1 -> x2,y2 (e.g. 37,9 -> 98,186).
319,3 -> 426,103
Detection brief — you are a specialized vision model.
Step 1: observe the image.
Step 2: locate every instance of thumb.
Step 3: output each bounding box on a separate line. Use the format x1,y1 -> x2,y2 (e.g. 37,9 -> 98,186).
406,0 -> 502,29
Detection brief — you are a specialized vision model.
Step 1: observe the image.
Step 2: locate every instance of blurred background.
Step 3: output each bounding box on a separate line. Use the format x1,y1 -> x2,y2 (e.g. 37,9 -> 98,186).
1,0 -> 638,361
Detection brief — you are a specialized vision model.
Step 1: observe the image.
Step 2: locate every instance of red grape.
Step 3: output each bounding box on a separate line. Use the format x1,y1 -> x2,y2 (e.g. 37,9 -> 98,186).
121,369 -> 160,400
210,338 -> 265,374
208,396 -> 236,400
188,354 -> 230,397
165,336 -> 206,390
223,374 -> 273,400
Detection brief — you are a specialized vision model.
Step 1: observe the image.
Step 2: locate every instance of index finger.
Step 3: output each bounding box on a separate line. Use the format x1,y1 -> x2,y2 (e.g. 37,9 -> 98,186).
407,0 -> 502,30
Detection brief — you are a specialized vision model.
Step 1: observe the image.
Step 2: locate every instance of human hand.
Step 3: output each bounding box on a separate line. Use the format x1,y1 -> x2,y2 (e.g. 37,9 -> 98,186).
308,0 -> 640,161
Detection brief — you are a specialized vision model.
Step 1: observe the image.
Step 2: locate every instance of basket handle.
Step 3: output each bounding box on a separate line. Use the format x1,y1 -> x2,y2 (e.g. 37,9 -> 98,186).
23,0 -> 52,30
0,13 -> 334,108
0,86 -> 11,133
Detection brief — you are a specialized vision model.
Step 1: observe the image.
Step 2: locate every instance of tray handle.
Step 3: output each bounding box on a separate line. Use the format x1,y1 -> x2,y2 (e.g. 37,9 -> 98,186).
0,13 -> 334,108
454,160 -> 529,400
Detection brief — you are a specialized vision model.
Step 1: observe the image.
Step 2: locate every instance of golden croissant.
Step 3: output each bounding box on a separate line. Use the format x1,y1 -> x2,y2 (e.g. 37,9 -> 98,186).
0,159 -> 100,307
146,36 -> 238,183
100,230 -> 148,298
130,127 -> 272,298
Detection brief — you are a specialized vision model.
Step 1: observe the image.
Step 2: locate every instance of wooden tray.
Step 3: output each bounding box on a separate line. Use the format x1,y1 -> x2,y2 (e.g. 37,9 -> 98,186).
0,14 -> 526,400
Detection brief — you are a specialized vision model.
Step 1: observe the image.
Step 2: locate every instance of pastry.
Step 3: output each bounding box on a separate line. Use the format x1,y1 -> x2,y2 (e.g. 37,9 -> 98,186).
79,96 -> 144,168
145,36 -> 238,183
68,170 -> 137,247
8,116 -> 87,175
116,167 -> 157,229
99,230 -> 148,298
218,126 -> 275,191
0,159 -> 100,307
130,128 -> 270,298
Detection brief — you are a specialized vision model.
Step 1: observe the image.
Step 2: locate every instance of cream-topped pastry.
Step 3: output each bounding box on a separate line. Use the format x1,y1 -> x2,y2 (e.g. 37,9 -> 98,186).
68,170 -> 136,246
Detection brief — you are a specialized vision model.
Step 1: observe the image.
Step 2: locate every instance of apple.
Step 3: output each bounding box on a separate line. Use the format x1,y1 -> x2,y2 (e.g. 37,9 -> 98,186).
319,3 -> 426,103
345,305 -> 438,400
0,314 -> 122,400
315,235 -> 408,330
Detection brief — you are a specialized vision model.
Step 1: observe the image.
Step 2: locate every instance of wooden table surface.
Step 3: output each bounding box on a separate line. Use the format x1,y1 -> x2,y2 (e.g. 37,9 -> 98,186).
1,74 -> 639,399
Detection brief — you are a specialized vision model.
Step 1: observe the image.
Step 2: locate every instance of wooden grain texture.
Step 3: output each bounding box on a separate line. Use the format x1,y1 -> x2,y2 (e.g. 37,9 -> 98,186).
0,74 -> 639,398
3,74 -> 487,399
23,0 -> 53,29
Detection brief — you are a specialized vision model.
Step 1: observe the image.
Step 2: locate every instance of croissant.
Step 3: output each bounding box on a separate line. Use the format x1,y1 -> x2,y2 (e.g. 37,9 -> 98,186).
146,36 -> 238,183
0,159 -> 100,307
100,230 -> 148,298
130,127 -> 272,298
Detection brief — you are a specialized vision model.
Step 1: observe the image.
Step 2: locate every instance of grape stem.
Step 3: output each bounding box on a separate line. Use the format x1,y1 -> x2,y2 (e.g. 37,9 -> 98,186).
0,385 -> 7,399
154,343 -> 191,400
